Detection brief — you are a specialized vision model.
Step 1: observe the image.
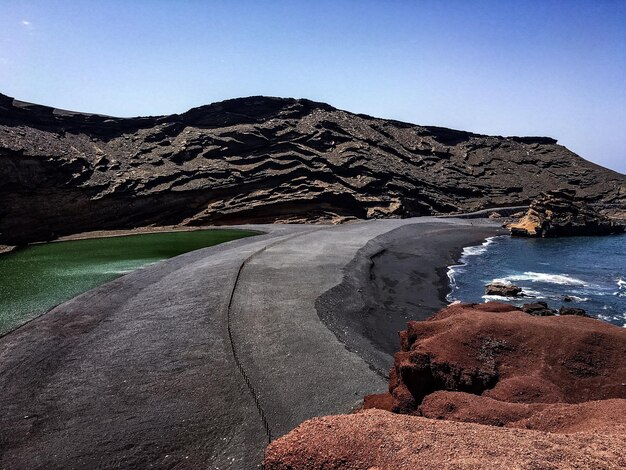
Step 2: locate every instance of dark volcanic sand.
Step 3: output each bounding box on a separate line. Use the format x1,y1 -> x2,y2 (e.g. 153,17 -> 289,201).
0,219 -> 503,469
316,221 -> 505,376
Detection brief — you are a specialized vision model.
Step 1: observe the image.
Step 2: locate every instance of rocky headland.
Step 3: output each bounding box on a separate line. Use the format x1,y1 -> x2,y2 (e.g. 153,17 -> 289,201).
507,188 -> 625,237
264,302 -> 626,468
1,93 -> 625,245
387,302 -> 625,411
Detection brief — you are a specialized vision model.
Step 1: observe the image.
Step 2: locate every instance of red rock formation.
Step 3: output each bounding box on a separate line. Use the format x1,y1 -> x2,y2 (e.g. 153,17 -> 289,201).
420,391 -> 626,433
361,392 -> 394,411
265,302 -> 626,468
389,302 -> 626,412
264,409 -> 626,469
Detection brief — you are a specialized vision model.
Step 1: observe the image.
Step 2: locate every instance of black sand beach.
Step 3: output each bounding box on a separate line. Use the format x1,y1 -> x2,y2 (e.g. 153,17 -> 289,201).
316,222 -> 505,376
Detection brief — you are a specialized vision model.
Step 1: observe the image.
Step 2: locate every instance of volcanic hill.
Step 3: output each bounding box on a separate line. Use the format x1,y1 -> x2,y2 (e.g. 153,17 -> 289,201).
1,93 -> 624,244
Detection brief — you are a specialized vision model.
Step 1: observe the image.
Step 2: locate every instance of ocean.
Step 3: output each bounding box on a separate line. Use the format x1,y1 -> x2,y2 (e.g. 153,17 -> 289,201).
447,233 -> 626,327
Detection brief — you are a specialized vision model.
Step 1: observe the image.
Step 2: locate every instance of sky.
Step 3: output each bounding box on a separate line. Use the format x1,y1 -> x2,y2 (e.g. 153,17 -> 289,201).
1,0 -> 624,173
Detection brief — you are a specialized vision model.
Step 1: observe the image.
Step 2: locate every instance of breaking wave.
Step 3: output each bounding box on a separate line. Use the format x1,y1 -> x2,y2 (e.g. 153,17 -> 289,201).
494,272 -> 587,286
446,233 -> 626,328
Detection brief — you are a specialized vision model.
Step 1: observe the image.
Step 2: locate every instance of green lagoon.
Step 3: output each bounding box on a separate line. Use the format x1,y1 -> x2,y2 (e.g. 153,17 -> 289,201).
0,229 -> 258,335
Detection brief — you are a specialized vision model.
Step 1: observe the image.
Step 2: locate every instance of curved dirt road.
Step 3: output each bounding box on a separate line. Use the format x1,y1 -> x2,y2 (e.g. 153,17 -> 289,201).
0,218 -> 501,469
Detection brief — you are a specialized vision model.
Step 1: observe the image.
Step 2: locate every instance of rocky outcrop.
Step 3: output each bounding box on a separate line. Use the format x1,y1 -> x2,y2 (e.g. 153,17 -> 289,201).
419,392 -> 626,433
521,302 -> 591,317
521,301 -> 557,316
264,409 -> 626,469
559,306 -> 590,317
1,93 -> 625,244
388,302 -> 626,412
507,189 -> 625,237
484,282 -> 522,296
265,303 -> 626,468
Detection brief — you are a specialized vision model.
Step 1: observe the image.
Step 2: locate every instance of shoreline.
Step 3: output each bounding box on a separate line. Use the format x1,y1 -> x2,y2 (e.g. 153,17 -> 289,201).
46,224 -> 264,243
445,235 -> 503,302
316,220 -> 506,377
0,225 -> 266,257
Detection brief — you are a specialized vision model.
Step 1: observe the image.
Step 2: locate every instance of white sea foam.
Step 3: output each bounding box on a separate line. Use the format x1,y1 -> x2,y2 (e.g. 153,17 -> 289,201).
521,288 -> 543,297
600,310 -> 626,328
497,272 -> 587,286
482,294 -> 516,302
446,236 -> 503,302
459,236 -> 498,260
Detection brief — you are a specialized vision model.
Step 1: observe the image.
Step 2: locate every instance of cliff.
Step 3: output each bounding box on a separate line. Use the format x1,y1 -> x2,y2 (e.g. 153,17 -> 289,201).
264,303 -> 626,469
1,93 -> 624,244
387,302 -> 626,411
507,188 -> 625,236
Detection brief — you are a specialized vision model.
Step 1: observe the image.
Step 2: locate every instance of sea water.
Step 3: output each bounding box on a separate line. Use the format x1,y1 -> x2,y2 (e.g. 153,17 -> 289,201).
447,233 -> 626,327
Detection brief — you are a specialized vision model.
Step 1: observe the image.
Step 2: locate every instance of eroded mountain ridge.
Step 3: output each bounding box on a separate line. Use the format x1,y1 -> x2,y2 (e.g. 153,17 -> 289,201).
1,93 -> 624,244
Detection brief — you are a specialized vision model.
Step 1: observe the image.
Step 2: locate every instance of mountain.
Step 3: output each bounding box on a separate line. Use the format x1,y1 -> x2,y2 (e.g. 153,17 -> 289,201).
1,93 -> 624,244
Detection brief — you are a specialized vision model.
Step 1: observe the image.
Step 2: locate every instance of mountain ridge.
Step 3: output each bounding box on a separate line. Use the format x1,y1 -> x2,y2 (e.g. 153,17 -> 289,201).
1,92 -> 624,244
1,92 -> 560,144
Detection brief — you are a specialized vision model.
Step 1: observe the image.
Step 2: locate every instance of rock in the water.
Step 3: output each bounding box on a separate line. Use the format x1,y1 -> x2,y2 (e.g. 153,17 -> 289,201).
485,282 -> 522,297
507,189 -> 625,237
559,306 -> 590,317
521,301 -> 557,316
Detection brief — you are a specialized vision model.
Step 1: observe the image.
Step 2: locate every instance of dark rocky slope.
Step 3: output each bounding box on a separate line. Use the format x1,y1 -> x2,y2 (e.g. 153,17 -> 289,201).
1,93 -> 624,244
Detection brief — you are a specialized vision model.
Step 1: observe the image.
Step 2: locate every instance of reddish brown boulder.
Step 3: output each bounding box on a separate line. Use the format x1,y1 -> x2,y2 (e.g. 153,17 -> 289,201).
264,409 -> 626,470
420,391 -> 626,433
389,302 -> 626,412
361,392 -> 394,412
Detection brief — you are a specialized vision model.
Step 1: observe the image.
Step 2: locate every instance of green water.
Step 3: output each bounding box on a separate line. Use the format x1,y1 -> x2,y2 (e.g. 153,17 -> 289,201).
0,229 -> 258,335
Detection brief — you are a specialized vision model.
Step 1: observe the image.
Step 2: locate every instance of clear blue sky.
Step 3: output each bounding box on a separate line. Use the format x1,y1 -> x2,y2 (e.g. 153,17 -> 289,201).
1,0 -> 624,173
